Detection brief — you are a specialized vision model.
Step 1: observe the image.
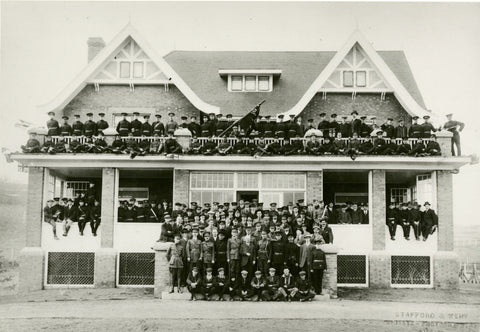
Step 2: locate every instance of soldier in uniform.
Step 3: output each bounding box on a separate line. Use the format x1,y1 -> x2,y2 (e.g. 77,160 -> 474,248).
189,136 -> 202,155
285,234 -> 299,276
217,137 -> 232,155
284,135 -> 304,155
386,201 -> 398,240
165,112 -> 178,134
186,266 -> 204,300
396,137 -> 412,155
328,114 -> 339,138
369,131 -> 388,155
215,231 -> 228,274
108,135 -> 125,154
262,267 -> 280,301
180,116 -> 189,129
271,231 -> 286,275
305,118 -> 316,133
46,111 -> 60,136
425,135 -> 441,156
263,136 -> 281,155
293,271 -> 315,301
408,116 -> 422,138
96,112 -> 109,135
319,135 -> 337,155
124,132 -> 141,159
188,116 -> 201,137
202,232 -> 215,272
421,202 -> 438,241
116,113 -> 131,136
215,114 -> 228,136
305,135 -> 321,155
141,115 -> 153,136
201,137 -> 218,155
351,110 -> 361,136
72,114 -> 84,136
395,118 -> 408,139
381,118 -> 395,139
359,116 -> 372,138
164,131 -> 183,155
263,115 -> 274,138
256,230 -> 271,277
84,113 -> 97,137
232,137 -> 251,154
295,116 -> 305,138
89,199 -> 101,236
339,115 -> 352,138
77,200 -> 89,236
53,136 -> 67,153
167,234 -> 185,293
62,198 -> 78,237
421,115 -> 436,138
286,115 -> 297,139
152,114 -> 165,137
41,136 -> 56,154
274,114 -> 286,139
215,267 -> 231,301
187,228 -> 203,273
60,116 -> 72,136
409,137 -> 426,157
250,270 -> 266,301
202,267 -> 217,300
317,113 -> 330,137
129,112 -> 142,136
443,113 -> 465,156
240,235 -> 256,276
200,115 -> 212,137
310,240 -> 327,295
21,132 -> 41,153
227,229 -> 242,279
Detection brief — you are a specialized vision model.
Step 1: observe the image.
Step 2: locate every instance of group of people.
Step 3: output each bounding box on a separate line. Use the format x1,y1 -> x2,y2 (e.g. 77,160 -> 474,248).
156,199 -> 336,301
20,110 -> 466,158
43,183 -> 100,239
386,201 -> 438,241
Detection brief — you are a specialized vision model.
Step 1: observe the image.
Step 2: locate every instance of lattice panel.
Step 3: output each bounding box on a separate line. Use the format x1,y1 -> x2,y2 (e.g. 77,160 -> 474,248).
391,256 -> 430,285
47,252 -> 94,285
118,253 -> 155,286
337,255 -> 367,284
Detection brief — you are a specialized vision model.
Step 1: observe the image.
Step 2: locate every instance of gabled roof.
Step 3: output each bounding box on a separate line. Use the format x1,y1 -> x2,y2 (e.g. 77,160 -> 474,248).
38,24 -> 219,114
165,51 -> 336,116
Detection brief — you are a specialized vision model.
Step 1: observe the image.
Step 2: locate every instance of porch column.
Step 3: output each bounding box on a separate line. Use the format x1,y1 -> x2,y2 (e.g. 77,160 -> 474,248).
434,170 -> 459,289
173,169 -> 189,206
435,130 -> 453,157
19,166 -> 46,292
368,170 -> 390,288
306,170 -> 323,204
152,242 -> 172,298
321,244 -> 338,299
95,167 -> 119,288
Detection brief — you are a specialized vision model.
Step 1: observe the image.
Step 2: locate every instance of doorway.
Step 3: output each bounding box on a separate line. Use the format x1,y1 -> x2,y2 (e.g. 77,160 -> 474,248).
236,191 -> 259,203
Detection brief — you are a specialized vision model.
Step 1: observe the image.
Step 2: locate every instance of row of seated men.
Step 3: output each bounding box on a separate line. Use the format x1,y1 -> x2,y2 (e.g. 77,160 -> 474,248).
22,130 -> 441,160
42,190 -> 100,239
166,229 -> 327,300
44,110 -> 439,139
386,201 -> 438,241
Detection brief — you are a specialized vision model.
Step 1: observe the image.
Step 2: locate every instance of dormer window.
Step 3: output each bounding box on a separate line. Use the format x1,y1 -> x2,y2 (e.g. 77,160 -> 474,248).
228,75 -> 272,92
343,70 -> 367,87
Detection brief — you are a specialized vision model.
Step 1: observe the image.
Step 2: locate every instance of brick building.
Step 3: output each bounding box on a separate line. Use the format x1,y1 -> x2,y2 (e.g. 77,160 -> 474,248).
10,24 -> 472,295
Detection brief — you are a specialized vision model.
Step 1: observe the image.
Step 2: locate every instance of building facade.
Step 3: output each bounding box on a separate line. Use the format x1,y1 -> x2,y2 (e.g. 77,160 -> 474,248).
11,25 -> 472,294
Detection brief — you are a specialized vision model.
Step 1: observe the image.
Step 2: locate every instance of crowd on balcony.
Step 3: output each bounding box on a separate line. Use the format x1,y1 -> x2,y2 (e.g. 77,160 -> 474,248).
18,110 -> 463,159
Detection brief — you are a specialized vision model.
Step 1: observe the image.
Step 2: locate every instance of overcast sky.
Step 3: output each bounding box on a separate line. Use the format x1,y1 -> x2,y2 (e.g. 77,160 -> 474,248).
0,1 -> 479,224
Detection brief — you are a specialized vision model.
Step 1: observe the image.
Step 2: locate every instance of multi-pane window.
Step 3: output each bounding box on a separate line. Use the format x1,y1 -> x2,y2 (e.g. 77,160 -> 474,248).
343,70 -> 367,87
120,62 -> 131,78
119,61 -> 145,79
64,181 -> 90,199
133,62 -> 144,78
228,75 -> 272,92
391,188 -> 408,204
237,173 -> 259,189
262,173 -> 305,189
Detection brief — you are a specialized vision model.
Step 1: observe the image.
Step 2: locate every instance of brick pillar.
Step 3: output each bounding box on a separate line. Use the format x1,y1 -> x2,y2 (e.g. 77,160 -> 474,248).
370,170 -> 386,250
152,242 -> 171,298
437,171 -> 453,251
173,169 -> 189,205
369,251 -> 391,288
435,130 -> 453,157
321,244 -> 338,298
94,167 -> 118,288
306,170 -> 323,204
433,251 -> 459,289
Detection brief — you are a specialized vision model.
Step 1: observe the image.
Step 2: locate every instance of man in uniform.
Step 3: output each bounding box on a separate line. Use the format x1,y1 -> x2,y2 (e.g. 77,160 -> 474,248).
293,271 -> 315,301
328,114 -> 339,138
89,199 -> 101,236
62,198 -> 78,237
164,131 -> 183,155
333,132 -> 347,155
188,116 -> 201,137
421,115 -> 436,138
396,137 -> 411,155
351,110 -> 361,136
41,136 -> 56,154
116,113 -> 131,136
359,116 -> 372,138
152,114 -> 165,136
202,232 -> 215,272
124,132 -> 141,159
46,111 -> 60,136
408,202 -> 422,241
217,137 -> 232,155
129,112 -> 142,136
72,114 -> 84,136
215,267 -> 230,301
286,114 -> 297,139
271,231 -> 286,275
295,116 -> 305,138
381,118 -> 395,139
386,201 -> 398,240
179,116 -> 188,129
96,112 -> 109,135
409,137 -> 426,157
84,113 -> 97,137
186,267 -> 204,301
77,200 -> 89,236
141,115 -> 153,136
215,114 -> 228,136
310,239 -> 327,295
256,230 -> 271,277
165,112 -> 178,134
201,137 -> 218,155
274,114 -> 286,139
398,203 -> 411,240
425,135 -> 441,156
395,118 -> 408,139
240,235 -> 256,276
284,135 -> 304,155
305,118 -> 316,133
263,115 -> 274,138
43,199 -> 59,239
339,115 -> 351,138
262,267 -> 280,301
186,228 -> 203,273
421,202 -> 438,241
234,270 -> 253,301
319,135 -> 337,155
202,267 -> 217,301
199,115 -> 211,137
443,113 -> 465,156
21,132 -> 41,153
317,113 -> 330,137
369,130 -> 387,155
408,116 -> 422,138
305,135 -> 321,155
227,229 -> 242,279
232,137 -> 251,154
60,116 -> 72,136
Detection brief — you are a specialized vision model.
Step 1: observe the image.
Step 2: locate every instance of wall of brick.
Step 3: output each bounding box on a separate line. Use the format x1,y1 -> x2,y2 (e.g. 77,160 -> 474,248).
433,252 -> 459,289
299,93 -> 412,127
323,252 -> 338,298
173,169 -> 189,206
369,252 -> 391,288
153,243 -> 171,298
101,168 -> 117,248
371,170 -> 386,251
61,85 -> 201,124
306,170 -> 323,204
437,171 -> 454,251
26,167 -> 45,247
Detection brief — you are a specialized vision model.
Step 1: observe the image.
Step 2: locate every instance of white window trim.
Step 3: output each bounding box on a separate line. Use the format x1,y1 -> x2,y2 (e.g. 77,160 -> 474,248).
341,70 -> 368,88
117,60 -> 146,79
228,74 -> 273,92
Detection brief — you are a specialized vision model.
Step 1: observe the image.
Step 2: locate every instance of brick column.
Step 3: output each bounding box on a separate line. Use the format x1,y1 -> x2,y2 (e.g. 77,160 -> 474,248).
306,170 -> 323,204
320,244 -> 338,299
369,251 -> 391,288
437,171 -> 453,251
152,242 -> 171,298
435,130 -> 453,157
19,167 -> 46,293
94,167 -> 118,288
433,251 -> 459,289
370,170 -> 386,250
173,169 -> 189,205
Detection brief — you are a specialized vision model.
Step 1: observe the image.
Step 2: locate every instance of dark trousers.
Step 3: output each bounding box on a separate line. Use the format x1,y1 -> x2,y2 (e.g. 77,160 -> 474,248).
387,221 -> 397,238
422,223 -> 434,240
169,267 -> 182,288
78,218 -> 88,234
411,221 -> 421,240
257,259 -> 269,277
401,222 -> 411,239
452,134 -> 461,156
229,259 -> 239,279
294,290 -> 315,301
287,261 -> 299,277
90,218 -> 101,235
312,268 -> 324,294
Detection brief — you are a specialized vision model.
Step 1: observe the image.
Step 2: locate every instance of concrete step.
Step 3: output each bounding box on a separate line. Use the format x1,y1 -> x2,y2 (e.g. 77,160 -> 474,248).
161,291 -> 331,301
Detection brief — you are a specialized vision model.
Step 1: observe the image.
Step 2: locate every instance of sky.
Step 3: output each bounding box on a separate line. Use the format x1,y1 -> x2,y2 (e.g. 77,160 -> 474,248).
0,1 -> 479,224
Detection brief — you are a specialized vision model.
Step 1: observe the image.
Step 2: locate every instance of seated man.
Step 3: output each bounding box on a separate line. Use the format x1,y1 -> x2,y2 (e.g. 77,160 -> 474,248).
277,267 -> 296,301
21,132 -> 41,153
189,137 -> 203,155
358,137 -> 373,155
293,271 -> 315,301
396,138 -> 412,156
149,134 -> 164,154
369,131 -> 387,155
89,199 -> 101,236
83,137 -> 96,153
409,138 -> 426,157
40,136 -> 56,154
43,199 -> 59,240
266,137 -> 283,155
186,266 -> 204,301
200,137 -> 218,156
333,132 -> 347,155
250,270 -> 266,301
215,268 -> 231,301
232,137 -> 251,155
425,135 -> 441,156
319,136 -> 337,155
108,135 -> 126,154
284,136 -> 304,156
92,132 -> 108,153
69,137 -> 85,153
234,270 -> 253,301
305,135 -> 321,155
261,267 -> 281,301
124,133 -> 141,159
217,137 -> 232,156
164,131 -> 183,156
253,136 -> 271,157
138,138 -> 150,156
202,267 -> 217,301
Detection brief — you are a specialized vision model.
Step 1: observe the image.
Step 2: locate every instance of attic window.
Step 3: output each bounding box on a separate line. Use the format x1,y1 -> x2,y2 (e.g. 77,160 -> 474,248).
228,75 -> 272,92
343,70 -> 367,87
118,61 -> 145,79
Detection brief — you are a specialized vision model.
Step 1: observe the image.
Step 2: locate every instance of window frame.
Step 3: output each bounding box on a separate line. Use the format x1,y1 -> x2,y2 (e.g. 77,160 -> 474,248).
228,74 -> 273,92
342,70 -> 368,87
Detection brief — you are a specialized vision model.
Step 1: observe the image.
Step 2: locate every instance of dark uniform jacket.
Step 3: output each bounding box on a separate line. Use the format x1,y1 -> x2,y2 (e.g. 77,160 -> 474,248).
285,242 -> 299,265
256,238 -> 271,261
141,122 -> 153,136
186,238 -> 203,262
202,240 -> 215,263
421,122 -> 436,138
152,121 -> 165,136
408,123 -> 423,138
72,121 -> 84,136
130,119 -> 142,136
339,122 -> 352,138
227,237 -> 242,260
310,247 -> 327,270
188,122 -> 201,137
160,223 -> 174,242
422,209 -> 438,226
165,120 -> 178,134
240,241 -> 256,266
116,119 -> 131,136
47,119 -> 60,136
60,123 -> 72,136
386,207 -> 398,225
381,123 -> 395,138
271,240 -> 286,265
166,242 -> 184,268
84,120 -> 97,137
96,120 -> 109,134
395,125 -> 408,139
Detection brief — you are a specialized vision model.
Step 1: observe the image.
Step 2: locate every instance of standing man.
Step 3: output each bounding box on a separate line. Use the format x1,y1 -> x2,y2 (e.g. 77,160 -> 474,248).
328,114 -> 339,138
60,116 -> 72,136
227,229 -> 242,279
72,114 -> 84,136
188,116 -> 201,137
421,115 -> 436,138
351,110 -> 361,136
310,240 -> 327,295
165,112 -> 178,134
130,112 -> 142,136
443,113 -> 465,156
408,116 -> 422,138
141,115 -> 153,136
339,115 -> 352,138
152,114 -> 165,136
166,234 -> 185,293
317,113 -> 330,137
256,230 -> 271,277
381,118 -> 395,139
46,111 -> 60,136
116,112 -> 131,136
407,202 -> 422,241
84,113 -> 97,137
421,202 -> 438,241
186,228 -> 203,273
395,118 -> 408,140
96,112 -> 109,135
386,202 -> 398,241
